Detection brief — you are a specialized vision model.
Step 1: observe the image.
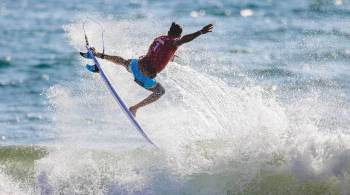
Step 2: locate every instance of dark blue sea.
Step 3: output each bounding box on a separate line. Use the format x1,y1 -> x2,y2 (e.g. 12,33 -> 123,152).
0,0 -> 350,194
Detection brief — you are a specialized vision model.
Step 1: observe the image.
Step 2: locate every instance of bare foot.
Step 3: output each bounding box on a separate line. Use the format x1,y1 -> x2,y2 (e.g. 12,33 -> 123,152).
91,47 -> 97,54
129,106 -> 137,117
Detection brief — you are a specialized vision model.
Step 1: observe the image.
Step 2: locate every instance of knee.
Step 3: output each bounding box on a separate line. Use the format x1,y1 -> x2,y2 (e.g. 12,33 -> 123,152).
154,84 -> 165,96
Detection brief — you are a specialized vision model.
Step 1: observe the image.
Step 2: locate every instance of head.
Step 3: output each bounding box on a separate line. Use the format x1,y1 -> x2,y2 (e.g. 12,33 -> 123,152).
168,22 -> 182,37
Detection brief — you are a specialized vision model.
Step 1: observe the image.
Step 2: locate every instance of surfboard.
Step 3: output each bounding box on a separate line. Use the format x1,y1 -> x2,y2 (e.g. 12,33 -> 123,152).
85,48 -> 157,147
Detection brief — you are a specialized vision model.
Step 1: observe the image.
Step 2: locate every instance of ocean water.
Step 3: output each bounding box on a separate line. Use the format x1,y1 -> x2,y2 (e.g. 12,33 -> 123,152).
1,0 -> 350,194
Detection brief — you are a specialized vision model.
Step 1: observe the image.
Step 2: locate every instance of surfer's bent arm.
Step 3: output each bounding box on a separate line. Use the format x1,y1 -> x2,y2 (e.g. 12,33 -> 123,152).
175,24 -> 213,46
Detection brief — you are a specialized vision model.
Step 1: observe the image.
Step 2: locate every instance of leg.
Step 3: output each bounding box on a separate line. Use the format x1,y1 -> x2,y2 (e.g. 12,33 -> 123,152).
129,83 -> 165,116
94,52 -> 130,70
86,48 -> 129,69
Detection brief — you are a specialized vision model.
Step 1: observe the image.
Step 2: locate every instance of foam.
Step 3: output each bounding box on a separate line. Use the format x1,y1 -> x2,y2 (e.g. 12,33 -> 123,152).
29,18 -> 350,194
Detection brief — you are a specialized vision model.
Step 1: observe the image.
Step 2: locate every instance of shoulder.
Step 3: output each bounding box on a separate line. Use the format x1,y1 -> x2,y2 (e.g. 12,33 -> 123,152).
153,36 -> 167,44
165,36 -> 180,46
153,36 -> 179,47
171,37 -> 182,47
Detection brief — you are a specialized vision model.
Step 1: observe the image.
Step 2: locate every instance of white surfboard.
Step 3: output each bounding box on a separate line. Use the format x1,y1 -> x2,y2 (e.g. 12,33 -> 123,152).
86,48 -> 157,147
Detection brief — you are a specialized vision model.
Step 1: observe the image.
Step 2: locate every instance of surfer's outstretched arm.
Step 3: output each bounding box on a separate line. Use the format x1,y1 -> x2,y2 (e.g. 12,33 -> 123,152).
175,24 -> 213,46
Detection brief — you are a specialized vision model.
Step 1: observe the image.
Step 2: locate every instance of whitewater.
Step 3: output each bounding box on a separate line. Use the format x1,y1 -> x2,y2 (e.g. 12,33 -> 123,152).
1,0 -> 350,194
0,19 -> 348,194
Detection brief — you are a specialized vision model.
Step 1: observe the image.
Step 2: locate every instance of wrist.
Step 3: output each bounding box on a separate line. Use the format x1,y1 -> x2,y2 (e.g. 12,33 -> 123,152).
199,30 -> 203,35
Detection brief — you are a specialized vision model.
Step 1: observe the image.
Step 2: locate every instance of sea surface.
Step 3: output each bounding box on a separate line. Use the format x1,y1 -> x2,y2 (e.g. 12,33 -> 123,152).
0,0 -> 350,194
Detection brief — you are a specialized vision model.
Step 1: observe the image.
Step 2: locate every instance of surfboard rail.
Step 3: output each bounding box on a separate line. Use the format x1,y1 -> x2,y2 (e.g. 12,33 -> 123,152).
87,48 -> 157,148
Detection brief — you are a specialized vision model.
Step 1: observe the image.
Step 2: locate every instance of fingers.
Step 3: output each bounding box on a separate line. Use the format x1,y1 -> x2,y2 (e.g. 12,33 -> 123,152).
201,24 -> 213,33
206,24 -> 213,32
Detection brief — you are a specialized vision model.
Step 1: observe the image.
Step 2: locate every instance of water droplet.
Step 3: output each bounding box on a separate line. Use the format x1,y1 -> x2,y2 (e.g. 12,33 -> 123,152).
335,0 -> 343,5
240,9 -> 254,17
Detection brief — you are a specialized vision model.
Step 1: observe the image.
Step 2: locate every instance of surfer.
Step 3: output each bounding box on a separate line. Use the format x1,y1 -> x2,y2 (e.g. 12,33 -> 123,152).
81,22 -> 213,116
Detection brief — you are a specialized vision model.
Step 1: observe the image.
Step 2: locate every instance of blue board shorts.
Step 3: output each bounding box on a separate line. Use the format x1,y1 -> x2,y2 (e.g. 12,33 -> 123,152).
128,59 -> 157,89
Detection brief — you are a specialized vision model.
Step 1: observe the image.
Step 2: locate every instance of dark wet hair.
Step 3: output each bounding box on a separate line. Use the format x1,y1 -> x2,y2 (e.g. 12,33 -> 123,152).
168,22 -> 182,37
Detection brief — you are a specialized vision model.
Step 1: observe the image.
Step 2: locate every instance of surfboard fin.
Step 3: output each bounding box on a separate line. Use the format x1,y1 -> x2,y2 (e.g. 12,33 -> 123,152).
85,64 -> 99,73
80,51 -> 93,59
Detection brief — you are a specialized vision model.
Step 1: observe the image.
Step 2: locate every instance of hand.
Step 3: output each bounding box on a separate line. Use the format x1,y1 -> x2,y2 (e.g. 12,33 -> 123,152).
200,24 -> 213,34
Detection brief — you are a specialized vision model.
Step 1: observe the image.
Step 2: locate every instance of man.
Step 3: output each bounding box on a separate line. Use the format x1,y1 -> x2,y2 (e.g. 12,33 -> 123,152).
81,22 -> 213,116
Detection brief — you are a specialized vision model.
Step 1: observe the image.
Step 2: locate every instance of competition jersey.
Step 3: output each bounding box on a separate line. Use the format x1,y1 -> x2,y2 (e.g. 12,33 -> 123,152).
140,35 -> 178,74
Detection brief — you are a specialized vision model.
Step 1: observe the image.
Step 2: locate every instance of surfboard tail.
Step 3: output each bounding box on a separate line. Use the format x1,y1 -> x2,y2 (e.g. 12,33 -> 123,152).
85,64 -> 99,73
80,51 -> 93,59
